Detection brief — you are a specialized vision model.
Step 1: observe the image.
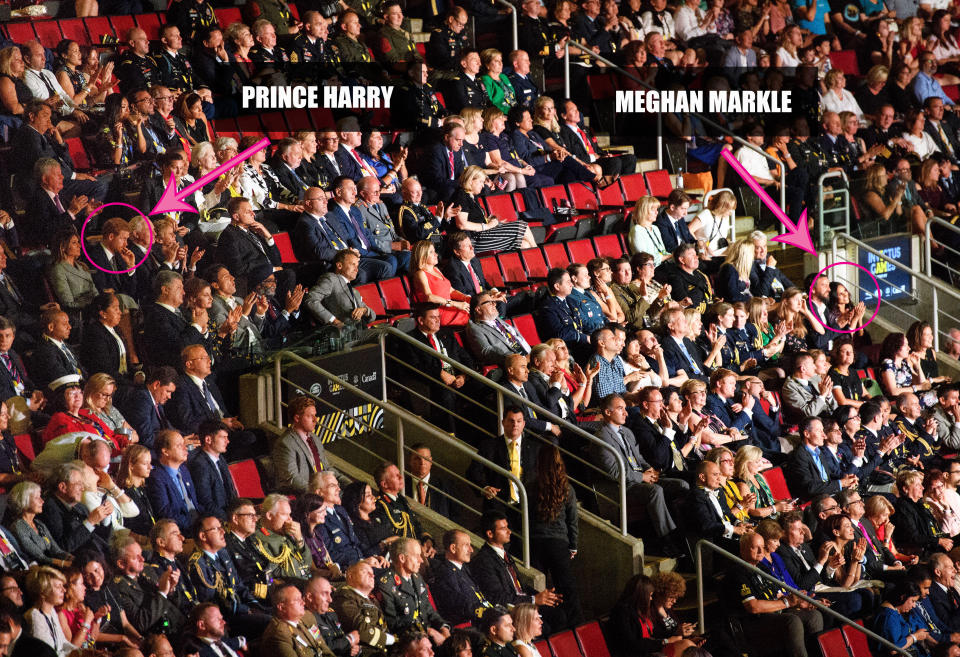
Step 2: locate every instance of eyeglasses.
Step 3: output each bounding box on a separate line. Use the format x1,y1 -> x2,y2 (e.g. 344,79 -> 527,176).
821,504 -> 839,512
235,512 -> 258,518
153,96 -> 173,102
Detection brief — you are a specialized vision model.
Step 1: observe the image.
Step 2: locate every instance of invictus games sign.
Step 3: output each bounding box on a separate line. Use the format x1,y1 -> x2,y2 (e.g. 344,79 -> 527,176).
284,344 -> 384,444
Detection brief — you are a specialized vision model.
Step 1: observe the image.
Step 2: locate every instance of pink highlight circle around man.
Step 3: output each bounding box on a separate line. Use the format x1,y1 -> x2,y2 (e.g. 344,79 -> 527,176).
807,261 -> 882,334
79,202 -> 155,275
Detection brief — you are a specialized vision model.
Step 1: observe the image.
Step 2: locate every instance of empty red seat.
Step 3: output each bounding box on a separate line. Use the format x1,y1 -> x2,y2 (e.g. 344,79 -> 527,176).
587,74 -> 616,100
946,85 -> 960,102
284,108 -> 312,133
512,314 -> 541,345
542,243 -> 570,268
483,193 -> 518,222
261,112 -> 288,139
135,13 -> 162,40
355,283 -> 390,323
58,18 -> 91,46
540,184 -> 571,212
378,277 -> 411,314
65,138 -> 93,171
520,247 -> 549,280
567,182 -> 600,211
497,252 -> 529,287
566,238 -> 596,264
109,15 -> 137,39
644,169 -> 674,199
829,50 -> 860,77
309,107 -> 336,130
620,172 -> 648,202
237,114 -> 264,134
841,622 -> 871,657
214,6 -> 243,25
593,234 -> 623,259
763,466 -> 791,501
574,622 -> 611,657
548,630 -> 583,657
273,232 -> 298,264
34,21 -> 64,49
229,460 -> 265,498
83,17 -> 115,43
6,23 -> 37,45
534,640 -> 551,657
597,179 -> 626,206
479,256 -> 506,288
818,629 -> 850,657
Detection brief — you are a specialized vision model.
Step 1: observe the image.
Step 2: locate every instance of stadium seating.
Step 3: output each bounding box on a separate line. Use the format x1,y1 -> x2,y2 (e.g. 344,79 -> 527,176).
229,459 -> 265,498
574,622 -> 612,657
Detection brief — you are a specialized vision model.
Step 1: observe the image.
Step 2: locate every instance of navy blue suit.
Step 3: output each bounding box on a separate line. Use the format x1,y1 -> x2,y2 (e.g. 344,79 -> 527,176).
167,374 -> 228,437
334,146 -> 364,182
929,583 -> 960,633
421,143 -> 467,203
534,295 -> 590,354
705,392 -> 753,436
443,257 -> 487,297
0,350 -> 34,401
750,261 -> 794,298
146,463 -> 200,532
506,72 -> 539,108
429,556 -> 490,626
141,302 -> 206,369
29,336 -> 85,391
654,210 -> 696,253
187,450 -> 238,519
751,395 -> 782,454
662,335 -> 706,380
326,206 -> 396,284
783,443 -> 844,501
317,505 -> 366,569
292,212 -> 350,264
87,244 -> 139,297
116,386 -> 173,452
717,263 -> 751,303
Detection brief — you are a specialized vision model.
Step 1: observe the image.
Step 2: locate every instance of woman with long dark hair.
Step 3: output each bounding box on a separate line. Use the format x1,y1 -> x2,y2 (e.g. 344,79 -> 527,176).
879,332 -> 931,399
608,574 -> 663,656
293,493 -> 339,579
907,321 -> 949,383
341,480 -> 396,559
94,93 -> 147,167
531,444 -> 582,627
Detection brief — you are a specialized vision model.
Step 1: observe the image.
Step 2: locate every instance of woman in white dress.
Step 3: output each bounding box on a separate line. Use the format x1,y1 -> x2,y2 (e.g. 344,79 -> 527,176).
687,189 -> 736,259
511,603 -> 543,657
25,566 -> 77,657
821,69 -> 865,121
627,195 -> 669,265
902,108 -> 940,160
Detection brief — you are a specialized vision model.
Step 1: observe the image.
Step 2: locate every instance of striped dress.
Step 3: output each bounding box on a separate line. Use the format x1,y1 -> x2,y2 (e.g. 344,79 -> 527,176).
450,189 -> 527,253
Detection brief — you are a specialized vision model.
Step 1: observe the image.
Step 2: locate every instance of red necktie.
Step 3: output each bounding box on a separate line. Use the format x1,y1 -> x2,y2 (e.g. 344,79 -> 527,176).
503,552 -> 524,594
418,481 -> 427,504
448,151 -> 455,179
429,334 -> 440,351
577,127 -> 597,156
469,263 -> 482,293
304,434 -> 323,473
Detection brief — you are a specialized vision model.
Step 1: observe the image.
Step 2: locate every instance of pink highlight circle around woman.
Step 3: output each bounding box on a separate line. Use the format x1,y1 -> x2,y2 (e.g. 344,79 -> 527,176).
79,202 -> 155,275
807,261 -> 882,334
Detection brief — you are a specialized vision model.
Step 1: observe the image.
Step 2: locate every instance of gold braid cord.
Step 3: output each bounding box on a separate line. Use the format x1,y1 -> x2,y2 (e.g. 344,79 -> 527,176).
378,499 -> 414,537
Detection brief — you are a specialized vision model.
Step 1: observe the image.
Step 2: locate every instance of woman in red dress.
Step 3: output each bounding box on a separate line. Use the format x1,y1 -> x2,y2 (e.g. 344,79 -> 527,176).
409,240 -> 470,327
41,376 -> 128,457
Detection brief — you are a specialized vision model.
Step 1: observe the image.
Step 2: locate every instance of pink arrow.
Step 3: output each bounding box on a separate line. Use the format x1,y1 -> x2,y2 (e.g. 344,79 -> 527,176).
719,148 -> 816,255
149,137 -> 271,216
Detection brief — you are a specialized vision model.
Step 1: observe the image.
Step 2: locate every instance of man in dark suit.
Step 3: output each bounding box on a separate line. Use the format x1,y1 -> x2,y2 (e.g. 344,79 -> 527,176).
429,529 -> 492,627
628,386 -> 697,481
742,377 -> 784,462
685,460 -> 747,552
141,271 -> 210,368
27,160 -> 90,249
187,420 -> 239,519
39,462 -> 111,555
558,99 -> 636,181
0,316 -> 41,408
665,243 -> 713,315
705,368 -> 755,441
292,187 -> 351,281
501,354 -> 560,438
147,429 -> 201,533
660,307 -> 706,381
334,141 -> 364,183
443,230 -> 488,297
313,472 -> 372,571
29,309 -> 85,391
116,366 -> 178,452
167,344 -> 247,443
925,97 -> 960,164
217,198 -> 286,295
326,177 -> 398,282
653,190 -> 696,254
405,443 -> 454,521
468,407 -> 541,512
0,251 -> 39,346
138,152 -> 201,229
468,511 -> 564,631
749,232 -> 794,299
931,553 -> 960,632
86,217 -> 140,297
534,268 -> 591,362
420,123 -> 468,203
528,344 -> 573,424
184,602 -> 250,657
269,138 -> 310,202
784,417 -> 859,502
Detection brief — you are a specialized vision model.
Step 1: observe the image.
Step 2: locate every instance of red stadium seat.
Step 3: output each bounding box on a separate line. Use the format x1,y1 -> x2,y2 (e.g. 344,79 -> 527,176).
309,108 -> 336,130
512,314 -> 541,345
135,13 -> 163,40
479,256 -> 506,288
284,108 -> 312,133
593,234 -> 623,259
540,184 -> 571,213
109,15 -> 137,39
620,172 -> 648,202
566,238 -> 596,264
946,85 -> 960,102
5,23 -> 37,45
534,641 -> 552,657
817,629 -> 851,657
237,114 -> 264,135
261,112 -> 288,139
829,50 -> 860,77
13,434 -> 35,463
587,74 -> 616,100
66,138 -> 93,172
574,622 -> 611,657
378,277 -> 411,314
83,17 -> 115,42
542,243 -> 570,268
34,21 -> 64,49
229,460 -> 265,498
355,283 -> 390,323
567,181 -> 600,211
596,179 -> 626,207
548,630 -> 583,657
644,169 -> 674,199
497,252 -> 530,288
842,622 -> 871,657
763,466 -> 791,501
273,232 -> 298,264
58,18 -> 91,46
483,193 -> 518,222
214,7 -> 243,25
520,247 -> 549,280
210,118 -> 240,140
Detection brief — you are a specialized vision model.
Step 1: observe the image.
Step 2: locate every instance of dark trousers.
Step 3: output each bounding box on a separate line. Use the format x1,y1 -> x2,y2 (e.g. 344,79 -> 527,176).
738,608 -> 823,657
532,537 -> 584,628
357,255 -> 396,285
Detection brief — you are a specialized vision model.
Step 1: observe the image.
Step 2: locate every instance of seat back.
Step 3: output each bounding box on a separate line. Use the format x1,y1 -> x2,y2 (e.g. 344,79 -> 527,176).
13,434 -> 35,463
829,50 -> 860,76
592,234 -> 623,259
521,247 -> 549,279
237,114 -> 264,135
378,277 -> 411,312
273,232 -> 298,264
497,252 -> 528,285
574,622 -> 611,657
587,74 -> 616,100
620,172 -> 648,202
479,256 -> 506,288
534,640 -> 552,657
65,138 -> 92,171
818,629 -> 851,657
644,169 -> 674,199
214,6 -> 243,24
59,18 -> 92,46
228,460 -> 265,498
566,238 -> 596,264
134,13 -> 163,40
763,466 -> 791,501
5,23 -> 37,44
483,193 -> 518,222
542,243 -> 570,268
597,179 -> 626,206
108,15 -> 136,39
34,21 -> 65,49
355,283 -> 386,316
841,622 -> 871,657
568,182 -> 600,211
284,108 -> 311,133
540,184 -> 571,213
512,314 -> 542,345
548,630 -> 584,657
261,111 -> 288,139
83,17 -> 115,43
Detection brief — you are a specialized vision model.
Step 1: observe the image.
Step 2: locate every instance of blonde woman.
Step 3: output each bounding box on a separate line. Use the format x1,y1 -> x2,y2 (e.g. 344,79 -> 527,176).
461,107 -> 505,185
821,69 -> 864,120
688,190 -> 736,259
118,444 -> 155,538
0,46 -> 29,118
774,287 -> 825,358
716,238 -> 754,303
480,107 -> 534,192
627,196 -> 669,264
532,96 -> 603,183
684,308 -> 724,370
25,566 -> 76,657
81,374 -> 138,449
679,378 -> 736,449
734,445 -> 794,519
510,603 -> 543,657
705,446 -> 752,522
409,240 -> 470,327
450,166 -> 538,251
480,49 -> 517,113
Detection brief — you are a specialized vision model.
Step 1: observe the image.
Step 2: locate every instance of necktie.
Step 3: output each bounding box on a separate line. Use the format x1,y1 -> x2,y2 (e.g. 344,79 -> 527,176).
939,122 -> 955,156
495,320 -> 521,351
811,448 -> 828,482
53,194 -> 65,214
106,326 -> 127,374
202,381 -> 223,418
345,208 -> 370,250
177,470 -> 197,512
60,342 -> 81,374
468,263 -> 482,293
503,551 -> 524,594
576,127 -> 596,156
669,436 -> 685,471
949,587 -> 960,610
304,434 -> 323,473
217,458 -> 237,497
517,386 -> 536,418
448,150 -> 455,178
508,440 -> 521,502
418,480 -> 427,505
33,70 -> 59,99
318,218 -> 346,250
1,353 -> 21,387
794,546 -> 811,570
617,428 -> 641,470
351,149 -> 377,177
155,401 -> 168,428
677,340 -> 701,375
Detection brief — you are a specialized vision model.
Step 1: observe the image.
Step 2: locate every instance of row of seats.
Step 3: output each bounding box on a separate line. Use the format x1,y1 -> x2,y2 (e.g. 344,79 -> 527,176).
817,620 -> 872,657
531,621 -> 611,657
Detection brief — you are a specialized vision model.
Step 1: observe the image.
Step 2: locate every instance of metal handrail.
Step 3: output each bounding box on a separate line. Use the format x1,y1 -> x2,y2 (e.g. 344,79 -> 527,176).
833,231 -> 960,352
271,350 -> 533,566
924,217 -> 960,350
694,539 -> 911,657
491,0 -> 518,52
817,170 -> 850,247
561,40 -> 787,216
374,326 -> 630,535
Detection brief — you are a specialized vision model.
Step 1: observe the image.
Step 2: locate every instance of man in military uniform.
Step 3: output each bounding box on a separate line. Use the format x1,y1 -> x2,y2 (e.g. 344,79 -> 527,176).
425,8 -> 469,76
315,472 -> 386,572
331,562 -> 394,656
534,268 -> 592,362
371,463 -> 432,550
376,1 -> 423,73
304,576 -> 362,657
480,607 -> 517,657
430,529 -> 493,627
396,61 -> 447,131
445,50 -> 489,113
665,243 -> 713,315
332,11 -> 379,84
291,11 -> 340,82
252,494 -> 314,584
250,19 -> 290,81
144,518 -> 199,613
117,28 -> 163,95
108,534 -> 186,636
189,514 -> 272,636
377,538 -> 451,643
153,25 -> 197,95
507,50 -> 539,109
397,179 -> 458,244
249,0 -> 301,36
262,583 -> 336,657
225,498 -> 272,600
518,0 -> 557,78
356,176 -> 410,265
817,111 -> 854,176
167,0 -> 217,45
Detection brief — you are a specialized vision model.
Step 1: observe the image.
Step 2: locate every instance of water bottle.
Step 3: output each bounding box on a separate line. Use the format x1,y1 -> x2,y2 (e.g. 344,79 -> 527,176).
676,167 -> 684,190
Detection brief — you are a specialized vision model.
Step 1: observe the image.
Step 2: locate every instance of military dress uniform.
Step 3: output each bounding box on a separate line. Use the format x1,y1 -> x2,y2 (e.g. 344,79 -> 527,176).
332,36 -> 374,64
331,587 -> 391,654
251,525 -> 314,583
483,644 -> 520,657
667,267 -> 713,314
315,610 -> 354,657
377,570 -> 449,636
167,0 -> 217,43
291,34 -> 341,82
261,613 -> 336,657
250,44 -> 291,75
116,52 -> 162,94
445,73 -> 488,112
152,50 -> 197,94
377,25 -> 423,68
226,531 -> 272,600
396,80 -> 446,130
371,493 -> 423,540
108,573 -> 186,636
425,26 -> 469,73
397,203 -> 446,244
188,548 -> 266,614
143,553 -> 198,612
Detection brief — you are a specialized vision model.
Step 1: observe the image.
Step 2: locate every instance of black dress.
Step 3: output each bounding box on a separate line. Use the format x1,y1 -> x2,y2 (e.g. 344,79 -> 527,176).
0,74 -> 31,116
123,484 -> 156,536
449,188 -> 527,252
352,514 -> 395,557
829,366 -> 864,402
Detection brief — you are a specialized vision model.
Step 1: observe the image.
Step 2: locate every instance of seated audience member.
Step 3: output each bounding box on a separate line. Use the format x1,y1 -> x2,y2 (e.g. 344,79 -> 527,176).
305,249 -> 374,328
933,384 -> 960,450
450,166 -> 538,251
749,231 -> 794,299
167,344 -> 248,447
716,239 -> 755,304
261,584 -> 333,657
30,310 -> 85,392
117,366 -> 178,451
340,480 -> 393,561
79,293 -> 137,383
293,493 -> 340,579
317,472 -> 383,570
217,197 -> 286,295
332,561 -> 395,654
660,307 -> 706,381
251,494 -> 313,583
39,462 -> 111,556
873,580 -> 931,656
23,566 -> 75,657
8,481 -> 71,568
410,240 -> 470,327
187,420 -> 238,519
302,575 -> 361,657
466,290 -> 531,367
271,395 -> 338,495
527,345 -> 580,426
785,416 -> 860,502
146,429 -> 200,533
49,232 -> 97,320
117,444 -> 155,537
223,498 -> 272,600
141,271 -> 209,368
880,331 -> 933,401
894,469 -> 955,557
355,176 -> 410,266
665,243 -> 714,315
630,385 -> 703,481
397,178 -> 459,244
567,264 -> 608,334
535,269 -> 591,362
377,537 -> 450,642
781,352 -> 839,426
687,459 -> 750,552
929,552 -> 960,632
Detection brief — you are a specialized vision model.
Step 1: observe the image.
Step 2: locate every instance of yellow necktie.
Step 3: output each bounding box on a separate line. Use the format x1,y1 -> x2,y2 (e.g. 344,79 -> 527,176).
508,440 -> 521,503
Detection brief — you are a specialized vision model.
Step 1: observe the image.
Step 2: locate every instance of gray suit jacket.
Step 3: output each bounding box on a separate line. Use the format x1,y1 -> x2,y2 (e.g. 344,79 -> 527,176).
465,319 -> 527,367
933,403 -> 960,450
48,261 -> 98,312
304,273 -> 373,325
781,375 -> 837,424
210,294 -> 265,355
270,428 -> 337,494
357,201 -> 399,255
591,423 -> 650,488
9,517 -> 70,565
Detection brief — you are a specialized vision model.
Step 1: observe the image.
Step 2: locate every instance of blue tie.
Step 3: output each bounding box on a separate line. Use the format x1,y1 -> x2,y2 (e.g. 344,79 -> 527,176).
811,448 -> 828,482
345,208 -> 370,250
177,470 -> 196,511
677,340 -> 701,375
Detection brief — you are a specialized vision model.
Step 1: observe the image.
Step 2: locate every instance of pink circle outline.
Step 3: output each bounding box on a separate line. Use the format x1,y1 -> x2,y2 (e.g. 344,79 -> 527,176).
807,261 -> 882,334
79,202 -> 155,274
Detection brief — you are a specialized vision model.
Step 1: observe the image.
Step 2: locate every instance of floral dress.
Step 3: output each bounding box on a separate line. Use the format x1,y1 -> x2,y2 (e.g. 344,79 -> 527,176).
880,358 -> 914,392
